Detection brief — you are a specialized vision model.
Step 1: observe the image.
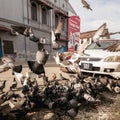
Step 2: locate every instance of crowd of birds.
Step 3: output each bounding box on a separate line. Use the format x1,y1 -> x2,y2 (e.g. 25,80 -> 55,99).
0,49 -> 120,120
0,1 -> 120,119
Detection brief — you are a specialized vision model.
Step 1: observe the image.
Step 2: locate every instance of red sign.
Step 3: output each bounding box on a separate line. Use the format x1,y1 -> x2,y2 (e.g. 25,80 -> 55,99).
68,16 -> 80,52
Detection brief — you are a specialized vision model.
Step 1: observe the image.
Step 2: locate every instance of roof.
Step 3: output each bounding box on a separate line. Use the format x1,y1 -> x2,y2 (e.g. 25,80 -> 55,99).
80,29 -> 109,39
80,30 -> 96,39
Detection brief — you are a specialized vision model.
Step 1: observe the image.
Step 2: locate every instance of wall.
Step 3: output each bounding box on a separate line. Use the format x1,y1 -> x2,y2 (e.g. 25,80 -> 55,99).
0,0 -> 23,23
0,0 -> 77,62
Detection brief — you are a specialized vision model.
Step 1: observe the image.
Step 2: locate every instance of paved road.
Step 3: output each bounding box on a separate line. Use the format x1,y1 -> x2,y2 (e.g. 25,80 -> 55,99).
0,62 -> 70,93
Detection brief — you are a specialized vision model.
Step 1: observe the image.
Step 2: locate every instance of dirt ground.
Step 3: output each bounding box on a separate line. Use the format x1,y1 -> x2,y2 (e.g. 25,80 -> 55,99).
0,66 -> 67,92
0,66 -> 120,120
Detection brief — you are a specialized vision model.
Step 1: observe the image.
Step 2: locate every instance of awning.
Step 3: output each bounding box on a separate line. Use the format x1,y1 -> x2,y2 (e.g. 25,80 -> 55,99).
37,0 -> 53,9
0,26 -> 11,32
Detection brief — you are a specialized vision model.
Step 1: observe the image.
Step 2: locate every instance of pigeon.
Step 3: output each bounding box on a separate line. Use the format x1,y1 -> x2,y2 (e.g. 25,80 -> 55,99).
51,16 -> 64,50
14,72 -> 25,84
36,48 -> 49,65
22,78 -> 30,95
12,65 -> 22,74
113,86 -> 120,93
52,30 -> 63,50
43,74 -> 49,84
11,25 -> 27,36
31,78 -> 38,88
28,27 -> 39,42
59,73 -> 69,81
27,48 -> 48,75
92,23 -> 106,46
10,78 -> 17,90
27,61 -> 45,75
0,55 -> 15,73
53,53 -> 80,74
53,52 -> 61,65
83,93 -> 95,102
81,0 -> 93,11
104,42 -> 120,52
11,26 -> 39,42
51,73 -> 57,81
0,55 -> 22,74
55,17 -> 63,41
67,108 -> 78,118
25,71 -> 37,81
59,52 -> 73,61
100,32 -> 120,37
0,80 -> 6,93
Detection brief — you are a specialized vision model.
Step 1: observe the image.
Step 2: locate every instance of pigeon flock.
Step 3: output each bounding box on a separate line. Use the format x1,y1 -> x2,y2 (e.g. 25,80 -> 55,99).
0,1 -> 119,119
0,48 -> 120,120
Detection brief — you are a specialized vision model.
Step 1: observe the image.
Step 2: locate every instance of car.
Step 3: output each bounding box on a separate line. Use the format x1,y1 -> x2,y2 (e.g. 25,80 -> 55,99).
79,39 -> 120,79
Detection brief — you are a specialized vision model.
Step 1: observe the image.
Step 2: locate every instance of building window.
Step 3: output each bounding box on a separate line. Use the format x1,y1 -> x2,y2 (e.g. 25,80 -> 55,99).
31,2 -> 37,21
3,40 -> 14,54
42,7 -> 47,24
54,0 -> 57,3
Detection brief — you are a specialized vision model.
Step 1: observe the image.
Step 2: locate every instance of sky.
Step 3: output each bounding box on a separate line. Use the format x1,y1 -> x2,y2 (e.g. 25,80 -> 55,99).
69,0 -> 120,39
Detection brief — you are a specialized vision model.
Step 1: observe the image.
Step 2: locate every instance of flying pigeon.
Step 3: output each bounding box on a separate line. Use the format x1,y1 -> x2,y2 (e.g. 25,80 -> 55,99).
11,26 -> 39,42
11,25 -> 27,36
27,48 -> 49,75
53,52 -> 80,74
81,0 -> 93,11
52,30 -> 63,50
55,17 -> 63,41
53,52 -> 61,65
36,48 -> 49,65
28,27 -> 39,42
27,61 -> 45,75
104,42 -> 120,52
51,17 -> 64,50
14,72 -> 25,84
0,55 -> 23,74
100,32 -> 120,37
92,23 -> 107,46
0,55 -> 15,73
12,65 -> 22,74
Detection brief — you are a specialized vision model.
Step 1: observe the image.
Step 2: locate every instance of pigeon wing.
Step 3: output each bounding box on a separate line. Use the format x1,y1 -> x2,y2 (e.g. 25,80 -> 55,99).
52,30 -> 56,43
27,61 -> 45,75
11,26 -> 26,35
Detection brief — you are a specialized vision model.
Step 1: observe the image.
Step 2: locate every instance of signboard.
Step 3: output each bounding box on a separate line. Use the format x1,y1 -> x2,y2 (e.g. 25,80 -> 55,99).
68,16 -> 80,52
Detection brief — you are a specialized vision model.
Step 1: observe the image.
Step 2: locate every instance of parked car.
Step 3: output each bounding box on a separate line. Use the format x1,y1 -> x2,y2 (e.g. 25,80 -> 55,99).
79,39 -> 120,79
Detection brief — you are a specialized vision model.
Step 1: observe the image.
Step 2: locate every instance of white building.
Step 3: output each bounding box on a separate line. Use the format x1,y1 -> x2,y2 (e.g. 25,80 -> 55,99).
0,0 -> 77,62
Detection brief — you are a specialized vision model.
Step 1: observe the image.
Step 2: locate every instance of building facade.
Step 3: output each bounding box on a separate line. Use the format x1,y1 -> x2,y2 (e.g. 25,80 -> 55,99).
0,0 -> 77,62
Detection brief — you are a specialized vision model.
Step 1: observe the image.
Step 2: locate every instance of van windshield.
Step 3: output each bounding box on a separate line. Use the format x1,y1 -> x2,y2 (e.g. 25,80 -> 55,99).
86,41 -> 117,50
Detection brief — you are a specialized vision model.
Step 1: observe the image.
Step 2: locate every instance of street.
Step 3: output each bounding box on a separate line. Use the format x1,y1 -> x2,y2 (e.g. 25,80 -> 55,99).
0,65 -> 70,92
